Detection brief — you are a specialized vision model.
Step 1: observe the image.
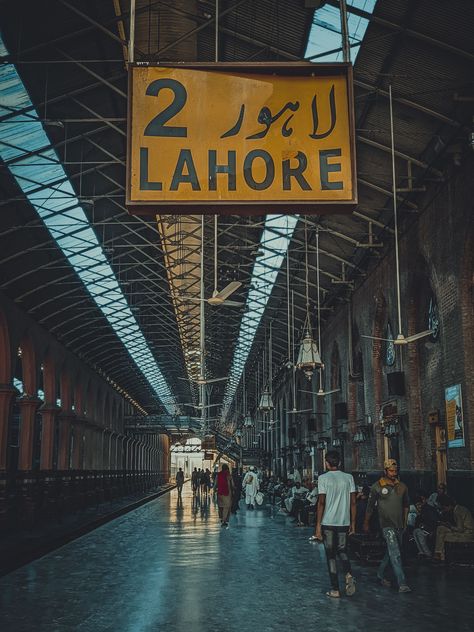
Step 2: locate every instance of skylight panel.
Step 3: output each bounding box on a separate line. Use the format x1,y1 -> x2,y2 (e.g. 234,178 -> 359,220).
305,0 -> 376,63
222,215 -> 298,415
0,35 -> 176,413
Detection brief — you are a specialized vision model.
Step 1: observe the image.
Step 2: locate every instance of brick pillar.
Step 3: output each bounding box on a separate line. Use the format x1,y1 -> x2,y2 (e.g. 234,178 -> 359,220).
18,396 -> 41,471
40,404 -> 61,470
72,419 -> 85,469
348,380 -> 358,471
406,299 -> 424,470
0,385 -> 16,471
58,413 -> 75,470
372,297 -> 386,467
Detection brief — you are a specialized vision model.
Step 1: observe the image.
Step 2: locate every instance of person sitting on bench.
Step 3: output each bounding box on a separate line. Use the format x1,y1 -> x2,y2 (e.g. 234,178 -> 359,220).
287,481 -> 309,522
434,495 -> 474,561
412,492 -> 439,558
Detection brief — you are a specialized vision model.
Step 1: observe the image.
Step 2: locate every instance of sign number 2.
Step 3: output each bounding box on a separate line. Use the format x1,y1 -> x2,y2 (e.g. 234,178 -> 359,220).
144,79 -> 188,137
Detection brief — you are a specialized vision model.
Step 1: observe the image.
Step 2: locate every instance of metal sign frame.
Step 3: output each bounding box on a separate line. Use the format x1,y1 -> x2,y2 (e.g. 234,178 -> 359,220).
126,61 -> 357,216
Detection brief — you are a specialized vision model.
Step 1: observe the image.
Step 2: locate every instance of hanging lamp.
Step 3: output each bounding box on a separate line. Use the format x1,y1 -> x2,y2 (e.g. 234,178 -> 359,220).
242,369 -> 253,426
259,324 -> 274,411
296,221 -> 323,380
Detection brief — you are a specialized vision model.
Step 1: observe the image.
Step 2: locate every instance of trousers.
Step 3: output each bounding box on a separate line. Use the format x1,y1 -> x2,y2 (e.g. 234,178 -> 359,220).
378,527 -> 406,587
322,526 -> 352,592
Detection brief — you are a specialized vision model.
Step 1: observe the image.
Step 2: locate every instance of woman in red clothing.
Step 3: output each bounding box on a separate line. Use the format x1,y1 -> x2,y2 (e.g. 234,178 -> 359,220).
217,463 -> 234,528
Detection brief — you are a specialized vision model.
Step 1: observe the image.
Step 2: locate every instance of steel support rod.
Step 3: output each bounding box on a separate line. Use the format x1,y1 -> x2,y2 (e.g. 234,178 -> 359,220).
339,0 -> 351,63
389,85 -> 402,339
215,0 -> 219,63
129,0 -> 136,64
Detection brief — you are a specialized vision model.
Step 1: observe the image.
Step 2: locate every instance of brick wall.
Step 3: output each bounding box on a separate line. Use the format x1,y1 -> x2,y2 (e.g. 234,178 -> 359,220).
317,154 -> 474,503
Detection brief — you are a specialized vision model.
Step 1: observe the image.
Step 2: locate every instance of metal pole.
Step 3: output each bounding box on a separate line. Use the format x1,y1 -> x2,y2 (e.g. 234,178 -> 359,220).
215,0 -> 219,63
339,0 -> 350,63
389,85 -> 403,339
200,215 -> 206,428
129,0 -> 136,65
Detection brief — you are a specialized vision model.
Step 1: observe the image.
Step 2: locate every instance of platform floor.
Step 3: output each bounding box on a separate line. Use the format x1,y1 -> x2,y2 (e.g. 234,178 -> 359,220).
1,482 -> 473,632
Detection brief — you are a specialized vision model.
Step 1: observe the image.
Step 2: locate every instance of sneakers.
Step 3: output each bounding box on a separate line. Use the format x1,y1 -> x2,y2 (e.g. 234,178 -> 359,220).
345,574 -> 356,596
398,585 -> 412,593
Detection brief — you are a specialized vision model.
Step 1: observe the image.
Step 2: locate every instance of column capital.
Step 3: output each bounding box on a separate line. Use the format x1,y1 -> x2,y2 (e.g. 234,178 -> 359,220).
59,411 -> 77,423
39,402 -> 61,414
17,395 -> 42,407
0,383 -> 19,396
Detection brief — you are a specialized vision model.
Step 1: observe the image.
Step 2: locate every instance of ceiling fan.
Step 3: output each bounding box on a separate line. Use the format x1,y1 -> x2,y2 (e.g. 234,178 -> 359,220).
178,375 -> 228,385
185,216 -> 243,307
362,85 -> 432,347
301,388 -> 340,397
287,408 -> 328,415
180,402 -> 222,410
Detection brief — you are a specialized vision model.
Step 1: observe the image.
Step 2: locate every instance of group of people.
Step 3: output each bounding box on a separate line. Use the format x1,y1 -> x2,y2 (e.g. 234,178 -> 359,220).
178,464 -> 260,527
176,455 -> 474,597
312,453 -> 474,597
215,464 -> 259,526
189,467 -> 212,495
410,483 -> 474,561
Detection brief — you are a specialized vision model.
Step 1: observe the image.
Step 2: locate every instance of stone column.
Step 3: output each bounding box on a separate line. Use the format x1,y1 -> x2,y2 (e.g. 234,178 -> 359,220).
40,404 -> 61,470
58,412 -> 75,470
0,384 -> 16,471
17,396 -> 41,471
72,418 -> 85,469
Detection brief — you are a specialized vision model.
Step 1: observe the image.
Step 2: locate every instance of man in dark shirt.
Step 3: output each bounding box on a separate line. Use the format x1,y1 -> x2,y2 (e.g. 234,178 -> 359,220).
364,459 -> 411,593
176,467 -> 185,495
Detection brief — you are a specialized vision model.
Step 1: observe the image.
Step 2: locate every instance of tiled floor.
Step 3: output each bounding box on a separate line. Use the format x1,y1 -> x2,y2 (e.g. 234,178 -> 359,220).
1,483 -> 473,632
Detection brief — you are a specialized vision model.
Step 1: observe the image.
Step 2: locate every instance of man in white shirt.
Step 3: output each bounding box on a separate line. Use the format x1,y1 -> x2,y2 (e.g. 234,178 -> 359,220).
242,466 -> 259,510
315,451 -> 356,598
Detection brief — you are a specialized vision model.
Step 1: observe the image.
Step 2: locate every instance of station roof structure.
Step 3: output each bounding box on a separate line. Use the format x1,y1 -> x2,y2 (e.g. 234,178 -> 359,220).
0,0 -> 473,434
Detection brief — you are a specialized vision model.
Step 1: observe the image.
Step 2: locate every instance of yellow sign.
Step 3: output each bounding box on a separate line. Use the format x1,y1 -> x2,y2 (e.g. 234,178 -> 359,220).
445,399 -> 456,441
127,63 -> 356,213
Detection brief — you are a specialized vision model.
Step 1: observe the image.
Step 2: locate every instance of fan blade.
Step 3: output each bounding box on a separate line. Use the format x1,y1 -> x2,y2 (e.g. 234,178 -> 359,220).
220,300 -> 244,307
194,376 -> 229,384
316,389 -> 340,396
287,408 -> 313,414
401,330 -> 433,343
361,334 -> 392,342
213,281 -> 242,301
182,403 -> 220,409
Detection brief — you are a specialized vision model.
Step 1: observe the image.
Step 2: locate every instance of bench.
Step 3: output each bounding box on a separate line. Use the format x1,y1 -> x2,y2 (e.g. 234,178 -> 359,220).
445,540 -> 474,566
349,534 -> 386,563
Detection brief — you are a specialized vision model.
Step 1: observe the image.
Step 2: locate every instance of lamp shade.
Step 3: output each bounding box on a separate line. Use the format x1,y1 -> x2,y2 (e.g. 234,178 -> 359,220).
243,414 -> 253,427
296,331 -> 323,379
258,389 -> 274,411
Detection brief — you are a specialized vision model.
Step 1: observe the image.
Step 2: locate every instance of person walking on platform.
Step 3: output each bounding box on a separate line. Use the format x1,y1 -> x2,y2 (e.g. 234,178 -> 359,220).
242,466 -> 259,510
231,467 -> 242,514
176,468 -> 184,495
315,450 -> 356,599
191,468 -> 199,495
217,463 -> 233,528
364,459 -> 411,593
202,468 -> 212,494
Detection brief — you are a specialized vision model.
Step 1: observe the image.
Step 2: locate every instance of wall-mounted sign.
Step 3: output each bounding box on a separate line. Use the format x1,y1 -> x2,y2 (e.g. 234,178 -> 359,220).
201,436 -> 216,451
445,384 -> 465,448
127,62 -> 356,215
